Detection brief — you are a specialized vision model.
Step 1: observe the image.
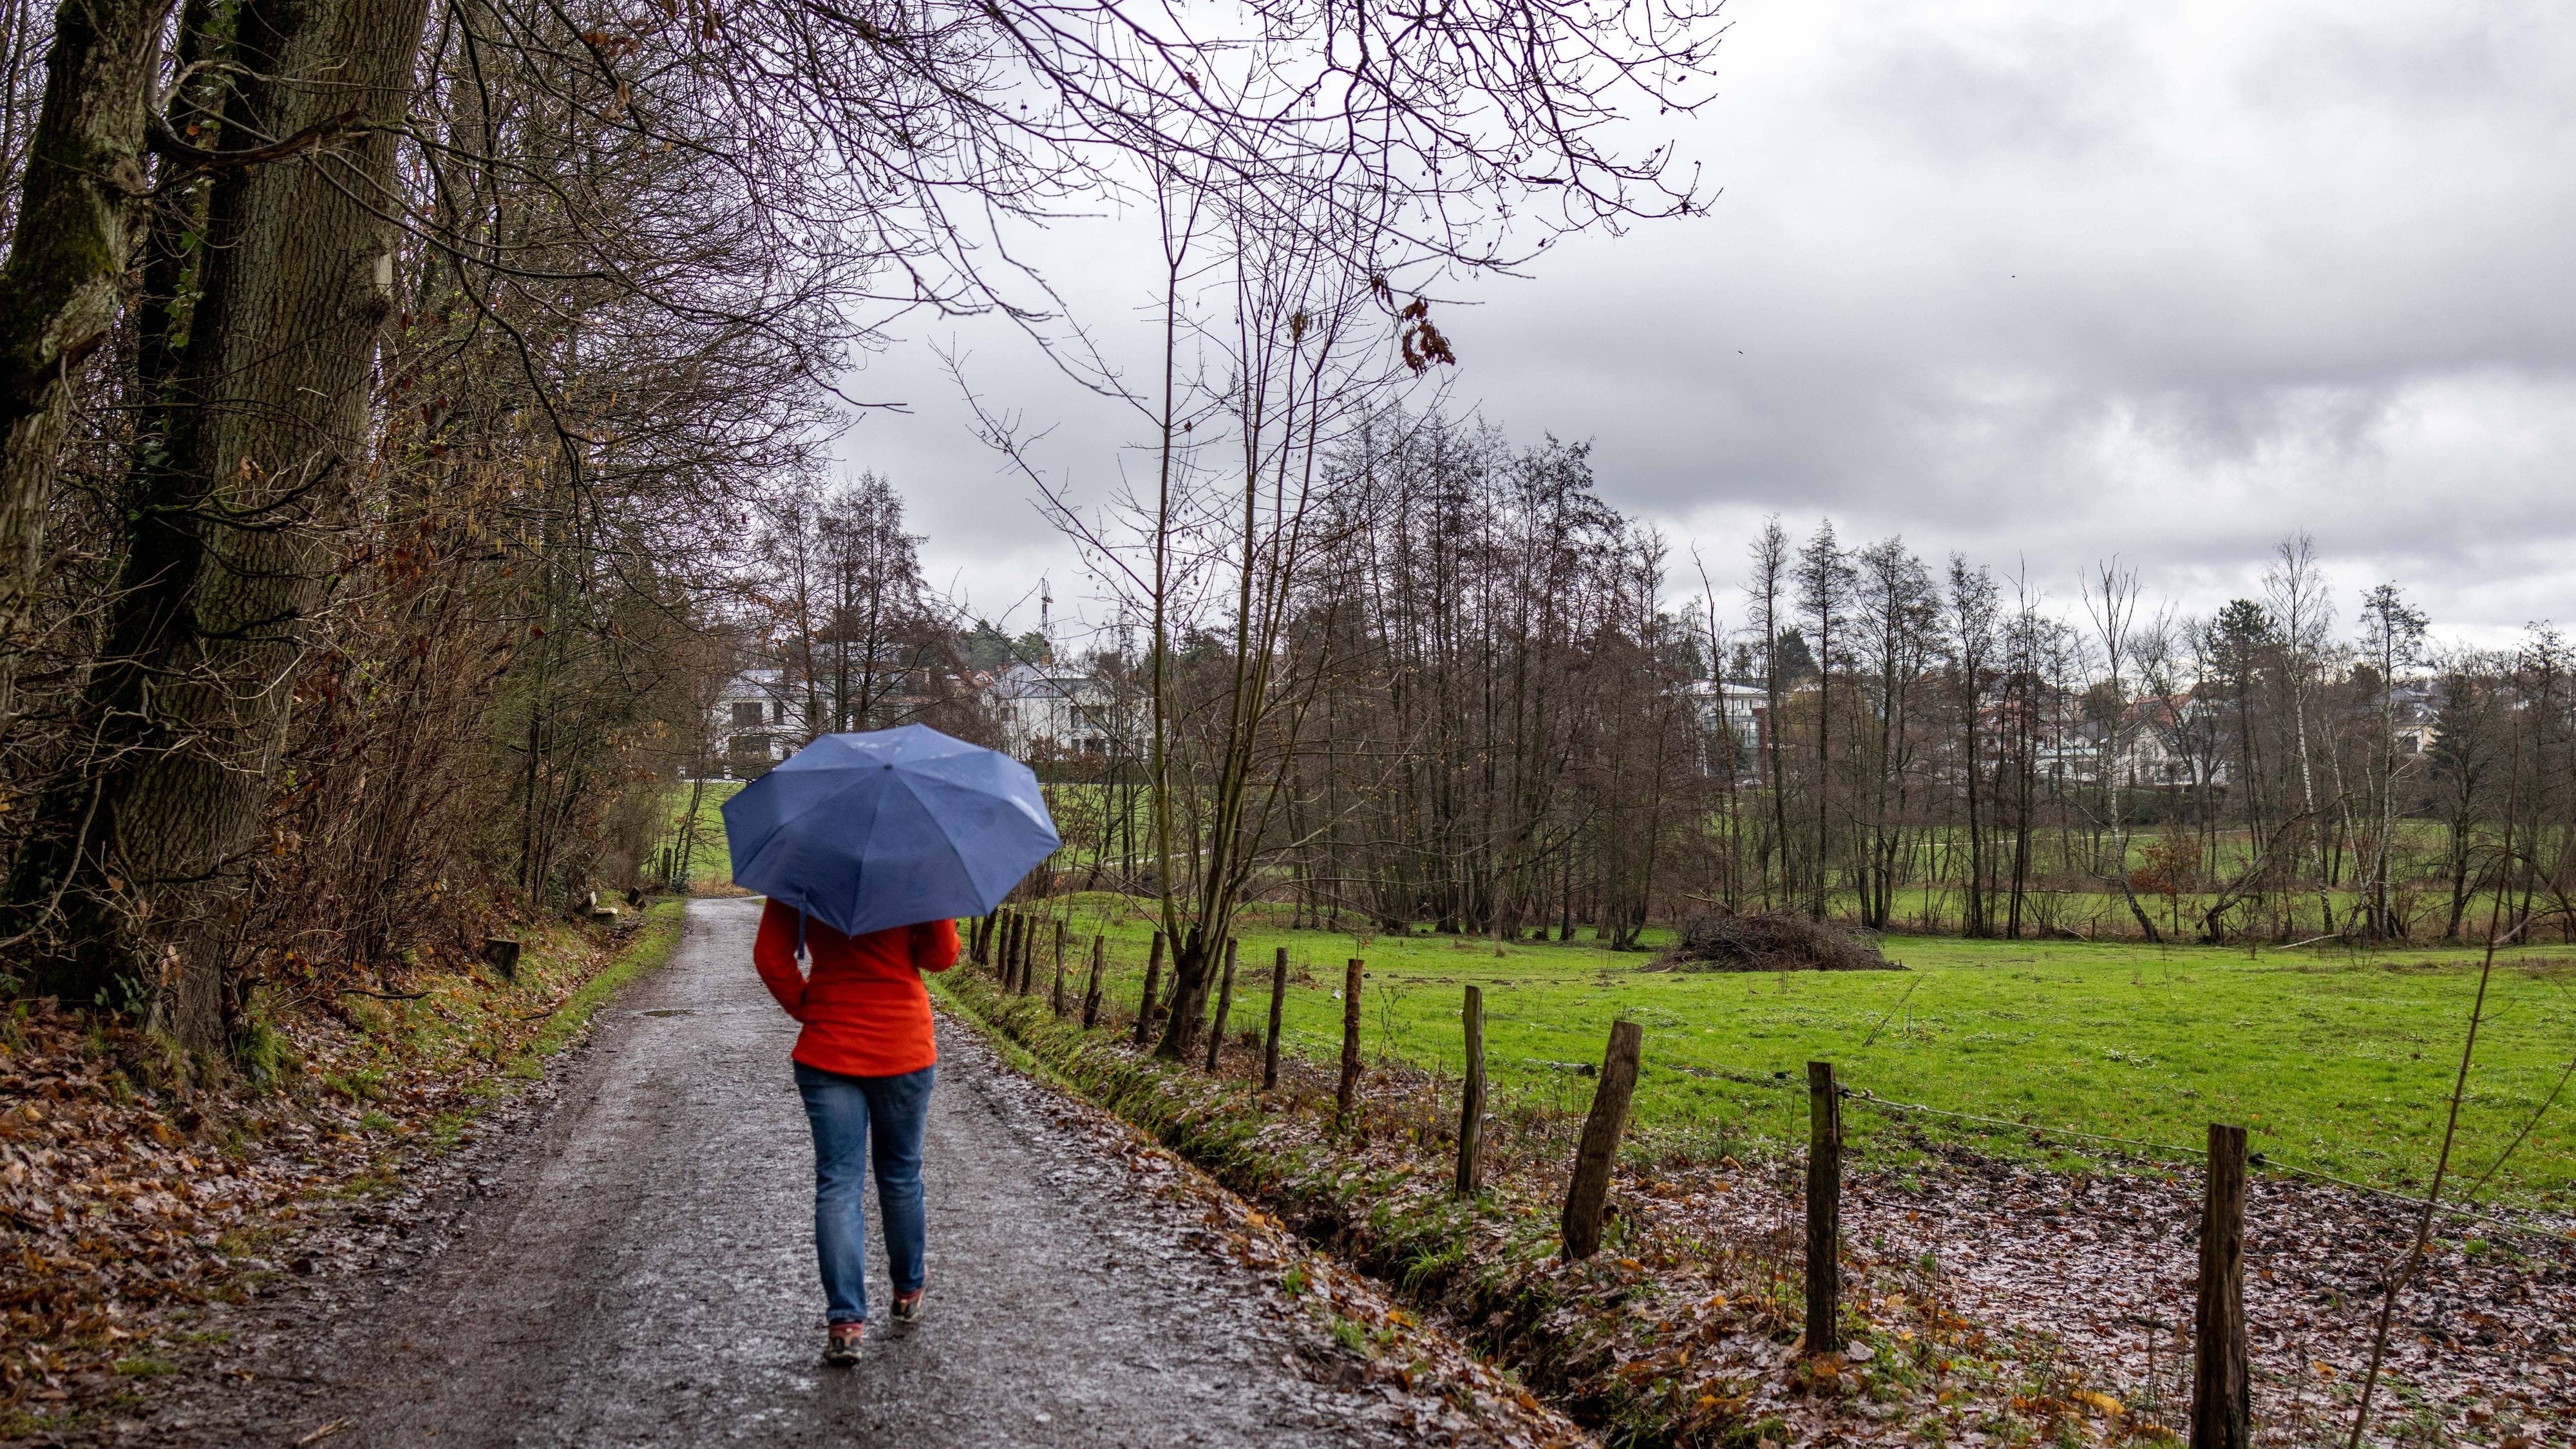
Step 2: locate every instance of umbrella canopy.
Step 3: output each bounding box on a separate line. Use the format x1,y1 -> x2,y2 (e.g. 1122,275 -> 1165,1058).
720,724 -> 1059,938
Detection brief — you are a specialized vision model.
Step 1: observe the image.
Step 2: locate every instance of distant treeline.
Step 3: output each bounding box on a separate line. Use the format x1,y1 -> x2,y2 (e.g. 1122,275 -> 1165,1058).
1036,410 -> 2562,949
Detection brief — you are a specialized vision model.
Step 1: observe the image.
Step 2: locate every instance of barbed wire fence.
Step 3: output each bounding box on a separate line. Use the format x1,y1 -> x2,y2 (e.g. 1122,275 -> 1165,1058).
961,909 -> 2573,1448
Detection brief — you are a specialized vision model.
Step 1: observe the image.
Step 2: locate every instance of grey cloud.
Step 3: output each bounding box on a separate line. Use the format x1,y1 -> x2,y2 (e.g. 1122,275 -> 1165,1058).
1835,17 -> 2160,162
846,0 -> 2576,643
2235,3 -> 2569,119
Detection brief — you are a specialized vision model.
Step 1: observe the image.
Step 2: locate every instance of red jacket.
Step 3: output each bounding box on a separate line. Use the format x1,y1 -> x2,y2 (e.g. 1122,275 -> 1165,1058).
753,900 -> 960,1077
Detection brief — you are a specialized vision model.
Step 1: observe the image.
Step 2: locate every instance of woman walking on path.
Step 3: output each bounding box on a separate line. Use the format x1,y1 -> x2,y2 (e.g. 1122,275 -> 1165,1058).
722,724 -> 1056,1363
753,898 -> 960,1365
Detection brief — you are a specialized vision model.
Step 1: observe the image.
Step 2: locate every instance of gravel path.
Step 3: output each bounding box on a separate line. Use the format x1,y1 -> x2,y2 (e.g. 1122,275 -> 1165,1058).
133,898 -> 1482,1448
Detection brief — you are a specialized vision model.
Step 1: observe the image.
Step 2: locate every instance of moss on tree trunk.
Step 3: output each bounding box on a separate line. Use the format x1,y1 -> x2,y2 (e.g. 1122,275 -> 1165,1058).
10,0 -> 431,1052
0,0 -> 164,703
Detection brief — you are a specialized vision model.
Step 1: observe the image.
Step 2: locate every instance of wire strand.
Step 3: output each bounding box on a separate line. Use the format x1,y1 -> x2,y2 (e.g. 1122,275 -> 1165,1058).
2249,1155 -> 2575,1246
1841,1085 -> 2210,1165
1838,1085 -> 2576,1247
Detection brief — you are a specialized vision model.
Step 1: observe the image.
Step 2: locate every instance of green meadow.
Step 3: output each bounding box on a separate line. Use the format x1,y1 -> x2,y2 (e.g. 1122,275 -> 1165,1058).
661,779 -> 743,887
681,791 -> 2575,1209
996,900 -> 2576,1211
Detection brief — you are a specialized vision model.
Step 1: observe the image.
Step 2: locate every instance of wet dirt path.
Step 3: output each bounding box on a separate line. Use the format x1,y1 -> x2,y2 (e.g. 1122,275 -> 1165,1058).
147,898 -> 1425,1448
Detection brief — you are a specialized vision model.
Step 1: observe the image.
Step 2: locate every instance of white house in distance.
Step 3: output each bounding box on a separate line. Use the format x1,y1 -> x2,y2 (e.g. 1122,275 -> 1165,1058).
709,668 -> 811,775
988,660 -> 1122,759
712,657 -> 1137,776
1686,679 -> 1767,778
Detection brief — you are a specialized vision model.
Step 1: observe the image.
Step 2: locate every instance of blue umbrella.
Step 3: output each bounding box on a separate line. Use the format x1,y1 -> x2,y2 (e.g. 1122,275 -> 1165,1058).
720,724 -> 1059,938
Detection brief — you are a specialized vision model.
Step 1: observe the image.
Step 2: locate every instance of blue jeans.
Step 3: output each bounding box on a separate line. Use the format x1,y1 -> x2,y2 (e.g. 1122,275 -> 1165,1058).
793,1060 -> 934,1325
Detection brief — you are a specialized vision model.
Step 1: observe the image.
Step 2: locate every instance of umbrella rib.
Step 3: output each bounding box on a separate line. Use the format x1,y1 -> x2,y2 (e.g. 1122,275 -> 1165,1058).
893,768 -> 992,913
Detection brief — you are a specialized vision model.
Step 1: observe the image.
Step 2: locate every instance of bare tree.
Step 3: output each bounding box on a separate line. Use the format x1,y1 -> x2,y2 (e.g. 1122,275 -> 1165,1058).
1944,555 -> 1998,936
2081,558 -> 2164,942
2265,533 -> 2339,934
2356,582 -> 2428,939
819,473 -> 936,732
1743,519 -> 1793,913
1852,536 -> 1932,930
1794,520 -> 1852,922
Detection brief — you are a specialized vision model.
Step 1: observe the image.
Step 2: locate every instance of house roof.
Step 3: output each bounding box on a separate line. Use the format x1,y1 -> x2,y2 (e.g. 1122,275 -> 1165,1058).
721,668 -> 788,697
989,661 -> 1101,702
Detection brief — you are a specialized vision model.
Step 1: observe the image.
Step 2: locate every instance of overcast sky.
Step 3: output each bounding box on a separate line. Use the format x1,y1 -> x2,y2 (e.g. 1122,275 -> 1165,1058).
828,0 -> 2575,655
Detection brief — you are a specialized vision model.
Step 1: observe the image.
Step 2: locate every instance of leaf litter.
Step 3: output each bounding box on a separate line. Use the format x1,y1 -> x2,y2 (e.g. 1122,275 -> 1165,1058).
0,914 -> 660,1435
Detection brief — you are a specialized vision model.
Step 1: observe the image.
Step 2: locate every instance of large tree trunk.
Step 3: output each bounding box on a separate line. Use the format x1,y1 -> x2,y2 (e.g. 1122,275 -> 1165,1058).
0,0 -> 165,706
9,0 -> 430,1048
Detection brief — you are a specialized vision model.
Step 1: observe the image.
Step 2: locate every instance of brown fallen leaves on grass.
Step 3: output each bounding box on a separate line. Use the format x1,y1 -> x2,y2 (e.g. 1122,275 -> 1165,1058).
944,972 -> 2576,1448
1839,1144 -> 2576,1447
0,911 -> 663,1424
1561,1148 -> 2575,1448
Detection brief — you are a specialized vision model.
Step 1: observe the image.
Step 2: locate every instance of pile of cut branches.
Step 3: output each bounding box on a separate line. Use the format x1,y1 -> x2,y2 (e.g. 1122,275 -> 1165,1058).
1656,911 -> 1900,972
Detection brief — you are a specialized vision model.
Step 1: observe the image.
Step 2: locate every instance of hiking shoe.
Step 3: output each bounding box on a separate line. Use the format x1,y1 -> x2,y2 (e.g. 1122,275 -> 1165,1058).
892,1287 -> 925,1325
822,1323 -> 863,1366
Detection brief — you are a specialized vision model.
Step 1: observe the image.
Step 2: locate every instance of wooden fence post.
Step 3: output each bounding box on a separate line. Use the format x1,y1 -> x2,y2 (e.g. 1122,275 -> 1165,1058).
1133,931 -> 1166,1046
1000,913 -> 1019,986
1559,1019 -> 1644,1259
1334,958 -> 1365,1128
1050,920 -> 1070,1016
1081,934 -> 1106,1028
2192,1123 -> 2250,1449
1262,947 -> 1287,1091
1455,985 -> 1486,1197
1205,938 -> 1238,1071
1805,1061 -> 1843,1354
1011,914 -> 1032,995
